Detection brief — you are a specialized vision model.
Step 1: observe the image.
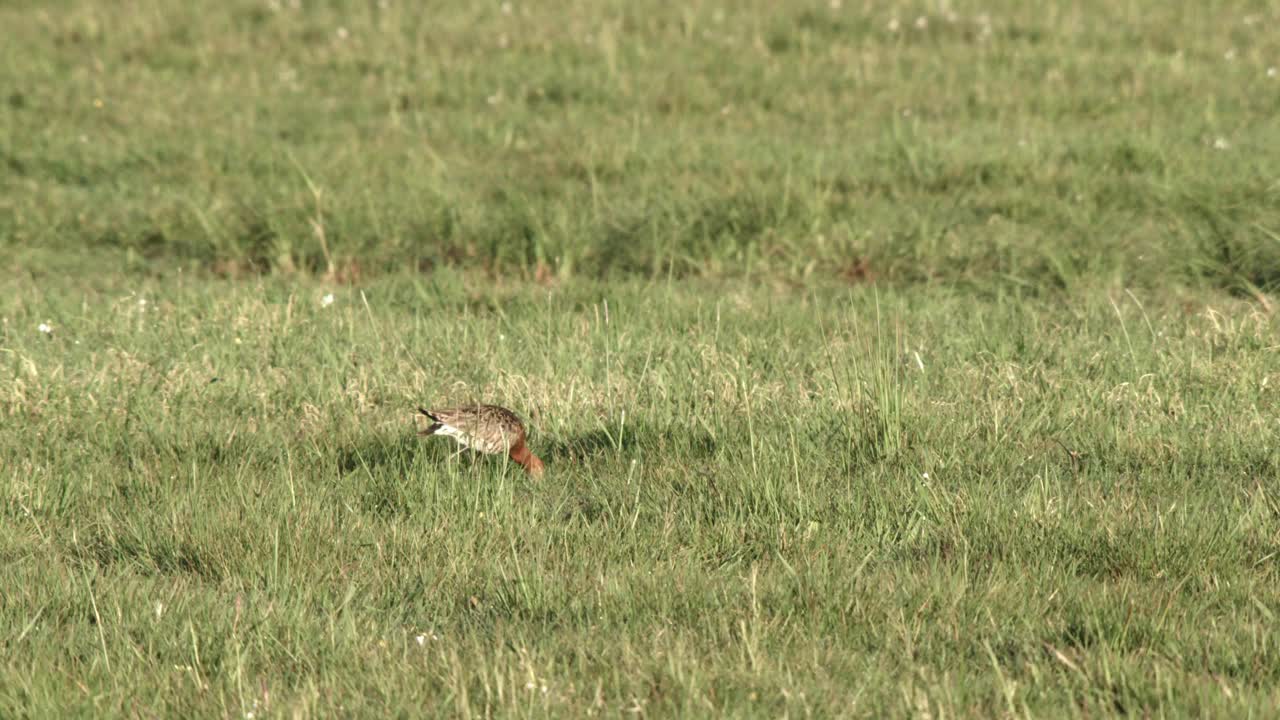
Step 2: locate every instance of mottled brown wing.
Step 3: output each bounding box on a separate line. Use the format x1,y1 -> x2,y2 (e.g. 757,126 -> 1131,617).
428,405 -> 526,455
472,405 -> 526,454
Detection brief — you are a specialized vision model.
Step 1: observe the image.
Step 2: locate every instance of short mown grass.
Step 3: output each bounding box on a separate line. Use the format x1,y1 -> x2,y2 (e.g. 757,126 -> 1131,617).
2,0 -> 1279,717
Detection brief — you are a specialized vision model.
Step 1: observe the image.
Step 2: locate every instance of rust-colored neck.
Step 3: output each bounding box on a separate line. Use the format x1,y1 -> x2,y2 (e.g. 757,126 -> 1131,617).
509,439 -> 544,477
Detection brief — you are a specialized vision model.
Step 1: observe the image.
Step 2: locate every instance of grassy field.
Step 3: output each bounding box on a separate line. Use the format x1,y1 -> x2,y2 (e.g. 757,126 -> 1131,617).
2,0 -> 1279,717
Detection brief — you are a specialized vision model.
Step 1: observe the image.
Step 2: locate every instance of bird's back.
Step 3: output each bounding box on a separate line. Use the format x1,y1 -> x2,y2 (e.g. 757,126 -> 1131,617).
425,404 -> 527,455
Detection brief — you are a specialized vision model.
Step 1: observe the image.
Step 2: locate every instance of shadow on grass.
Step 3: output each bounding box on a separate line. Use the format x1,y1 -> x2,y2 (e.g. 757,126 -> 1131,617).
335,433 -> 428,475
337,430 -> 506,483
539,420 -> 718,465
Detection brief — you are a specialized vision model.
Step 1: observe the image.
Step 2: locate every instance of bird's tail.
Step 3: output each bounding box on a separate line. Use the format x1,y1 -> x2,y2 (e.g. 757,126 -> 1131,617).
417,407 -> 442,436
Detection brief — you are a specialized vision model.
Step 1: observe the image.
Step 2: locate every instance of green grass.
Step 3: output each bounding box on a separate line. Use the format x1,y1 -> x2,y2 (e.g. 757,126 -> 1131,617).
4,0 -> 1280,288
2,0 -> 1280,717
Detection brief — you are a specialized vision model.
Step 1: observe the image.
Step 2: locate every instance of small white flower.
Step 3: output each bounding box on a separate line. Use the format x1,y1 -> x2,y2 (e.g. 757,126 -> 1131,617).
1213,137 -> 1230,150
914,16 -> 928,29
1268,67 -> 1277,78
138,297 -> 148,309
525,681 -> 537,690
886,17 -> 900,32
37,322 -> 52,334
335,26 -> 349,40
922,472 -> 930,479
321,293 -> 335,307
415,634 -> 426,646
1223,49 -> 1236,61
154,602 -> 165,619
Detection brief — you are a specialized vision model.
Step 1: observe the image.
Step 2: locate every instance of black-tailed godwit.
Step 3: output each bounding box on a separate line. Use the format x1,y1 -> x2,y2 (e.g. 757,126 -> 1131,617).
417,405 -> 544,477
